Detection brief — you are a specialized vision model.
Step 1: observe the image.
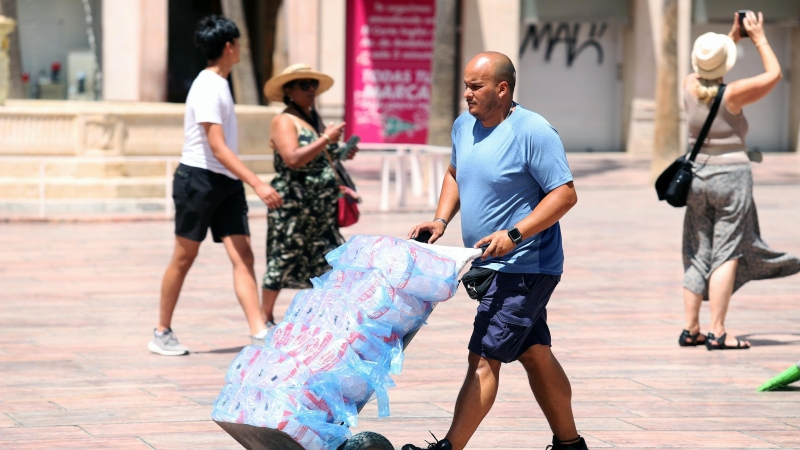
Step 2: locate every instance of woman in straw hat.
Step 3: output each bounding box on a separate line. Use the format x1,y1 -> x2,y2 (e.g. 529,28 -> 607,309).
679,11 -> 800,350
260,64 -> 358,327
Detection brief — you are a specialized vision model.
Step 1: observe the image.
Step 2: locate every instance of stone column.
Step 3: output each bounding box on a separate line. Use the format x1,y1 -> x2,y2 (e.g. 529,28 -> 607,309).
622,0 -> 658,154
284,0 -> 320,68
0,0 -> 23,99
428,0 -> 459,146
139,0 -> 168,103
221,0 -> 260,105
676,0 -> 691,150
791,27 -> 800,153
650,0 -> 680,180
102,0 -> 168,102
0,15 -> 15,105
318,0 -> 345,122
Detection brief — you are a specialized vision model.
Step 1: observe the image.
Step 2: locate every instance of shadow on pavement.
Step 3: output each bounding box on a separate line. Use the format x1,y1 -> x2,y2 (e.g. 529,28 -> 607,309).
195,346 -> 245,354
739,333 -> 800,347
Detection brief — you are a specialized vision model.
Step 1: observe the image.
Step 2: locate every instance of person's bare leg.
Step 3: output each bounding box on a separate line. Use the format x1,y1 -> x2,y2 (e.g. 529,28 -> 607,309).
443,352 -> 502,450
158,236 -> 201,332
708,259 -> 748,347
222,235 -> 266,336
261,289 -> 280,323
683,287 -> 704,344
517,345 -> 579,443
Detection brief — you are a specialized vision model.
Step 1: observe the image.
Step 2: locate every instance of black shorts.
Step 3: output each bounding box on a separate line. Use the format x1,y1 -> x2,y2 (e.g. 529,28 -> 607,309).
173,163 -> 249,243
468,271 -> 560,363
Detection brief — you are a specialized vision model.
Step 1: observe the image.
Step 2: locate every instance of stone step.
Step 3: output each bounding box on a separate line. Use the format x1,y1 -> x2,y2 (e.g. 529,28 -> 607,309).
0,160 -> 274,178
0,174 -> 275,199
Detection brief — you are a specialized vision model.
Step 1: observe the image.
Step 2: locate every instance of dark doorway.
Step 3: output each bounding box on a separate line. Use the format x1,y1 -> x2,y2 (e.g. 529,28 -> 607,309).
167,0 -> 223,103
243,0 -> 282,105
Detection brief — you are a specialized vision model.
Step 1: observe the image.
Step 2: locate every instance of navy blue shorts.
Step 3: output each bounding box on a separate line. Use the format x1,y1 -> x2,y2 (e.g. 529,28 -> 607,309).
468,271 -> 560,363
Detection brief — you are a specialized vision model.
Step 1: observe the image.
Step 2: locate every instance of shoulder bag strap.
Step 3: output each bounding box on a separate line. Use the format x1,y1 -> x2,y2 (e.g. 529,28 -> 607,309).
322,146 -> 343,187
688,84 -> 726,162
284,113 -> 339,185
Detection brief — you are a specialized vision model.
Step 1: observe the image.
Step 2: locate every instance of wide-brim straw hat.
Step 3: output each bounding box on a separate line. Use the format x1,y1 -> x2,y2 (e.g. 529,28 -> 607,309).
263,63 -> 334,102
691,32 -> 737,80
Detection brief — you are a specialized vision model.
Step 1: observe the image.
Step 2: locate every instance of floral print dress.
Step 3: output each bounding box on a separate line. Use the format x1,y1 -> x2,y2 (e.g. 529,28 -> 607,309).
262,114 -> 344,290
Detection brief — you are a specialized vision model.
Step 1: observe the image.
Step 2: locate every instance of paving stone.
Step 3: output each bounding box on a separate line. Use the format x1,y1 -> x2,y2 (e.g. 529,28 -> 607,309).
0,437 -> 152,449
587,430 -> 782,448
0,426 -> 89,441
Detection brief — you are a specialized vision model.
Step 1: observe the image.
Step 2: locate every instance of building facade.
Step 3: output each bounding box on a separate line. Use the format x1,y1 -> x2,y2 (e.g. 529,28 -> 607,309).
10,0 -> 800,153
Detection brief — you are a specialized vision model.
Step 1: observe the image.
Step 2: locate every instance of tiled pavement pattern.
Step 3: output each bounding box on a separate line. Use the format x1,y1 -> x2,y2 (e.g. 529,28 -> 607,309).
1,154 -> 799,449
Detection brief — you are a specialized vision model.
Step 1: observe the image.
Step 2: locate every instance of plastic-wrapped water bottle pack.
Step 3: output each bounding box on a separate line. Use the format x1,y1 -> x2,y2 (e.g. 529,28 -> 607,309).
212,235 -> 461,450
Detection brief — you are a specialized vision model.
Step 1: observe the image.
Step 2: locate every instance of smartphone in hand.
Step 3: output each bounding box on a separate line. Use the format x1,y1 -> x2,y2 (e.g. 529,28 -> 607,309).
337,135 -> 361,160
738,10 -> 750,38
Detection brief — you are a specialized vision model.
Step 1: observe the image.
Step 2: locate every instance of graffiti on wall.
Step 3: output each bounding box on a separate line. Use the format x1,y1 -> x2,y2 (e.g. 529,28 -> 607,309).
519,22 -> 607,67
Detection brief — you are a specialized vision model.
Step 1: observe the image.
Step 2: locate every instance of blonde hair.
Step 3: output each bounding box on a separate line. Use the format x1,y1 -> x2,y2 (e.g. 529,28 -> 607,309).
695,78 -> 721,104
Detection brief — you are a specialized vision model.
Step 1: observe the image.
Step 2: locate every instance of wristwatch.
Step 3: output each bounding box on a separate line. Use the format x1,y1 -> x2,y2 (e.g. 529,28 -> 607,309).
507,227 -> 523,245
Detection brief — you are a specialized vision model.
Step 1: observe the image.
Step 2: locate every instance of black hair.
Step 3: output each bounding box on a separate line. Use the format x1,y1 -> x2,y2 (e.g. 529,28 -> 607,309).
282,80 -> 297,105
195,15 -> 240,61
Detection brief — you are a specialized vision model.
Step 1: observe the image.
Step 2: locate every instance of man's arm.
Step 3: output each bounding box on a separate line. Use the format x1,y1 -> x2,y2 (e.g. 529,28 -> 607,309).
407,165 -> 460,244
203,123 -> 283,208
475,181 -> 576,260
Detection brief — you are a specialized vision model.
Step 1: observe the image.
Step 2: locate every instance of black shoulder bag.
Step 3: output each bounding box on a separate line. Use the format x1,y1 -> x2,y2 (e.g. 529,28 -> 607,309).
655,84 -> 726,208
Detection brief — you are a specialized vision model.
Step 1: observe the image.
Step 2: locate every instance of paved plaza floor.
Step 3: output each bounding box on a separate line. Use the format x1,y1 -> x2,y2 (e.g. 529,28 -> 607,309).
1,154 -> 799,449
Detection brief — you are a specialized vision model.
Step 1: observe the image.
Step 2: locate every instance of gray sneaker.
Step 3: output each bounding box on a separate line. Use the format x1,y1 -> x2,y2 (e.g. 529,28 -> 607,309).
250,321 -> 277,347
148,328 -> 189,356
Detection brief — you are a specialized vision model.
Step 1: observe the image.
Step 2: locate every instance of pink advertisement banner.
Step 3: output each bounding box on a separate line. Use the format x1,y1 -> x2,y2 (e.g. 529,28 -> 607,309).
345,0 -> 436,144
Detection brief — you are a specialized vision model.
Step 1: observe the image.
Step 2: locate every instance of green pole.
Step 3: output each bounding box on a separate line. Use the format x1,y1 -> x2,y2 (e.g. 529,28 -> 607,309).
757,362 -> 800,392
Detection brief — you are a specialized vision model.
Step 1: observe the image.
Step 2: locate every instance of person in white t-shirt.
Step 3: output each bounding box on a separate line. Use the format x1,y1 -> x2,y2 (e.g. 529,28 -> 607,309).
148,16 -> 283,356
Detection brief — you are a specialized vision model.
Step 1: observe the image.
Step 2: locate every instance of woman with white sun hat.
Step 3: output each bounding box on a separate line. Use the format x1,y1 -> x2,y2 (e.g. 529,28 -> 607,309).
678,11 -> 800,350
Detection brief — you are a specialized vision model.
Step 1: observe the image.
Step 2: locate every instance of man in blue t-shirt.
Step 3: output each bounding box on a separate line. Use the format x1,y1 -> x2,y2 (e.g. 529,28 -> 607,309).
405,52 -> 586,450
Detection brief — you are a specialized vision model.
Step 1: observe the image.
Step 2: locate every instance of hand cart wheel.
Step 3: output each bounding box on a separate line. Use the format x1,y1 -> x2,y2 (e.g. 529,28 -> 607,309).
337,431 -> 394,450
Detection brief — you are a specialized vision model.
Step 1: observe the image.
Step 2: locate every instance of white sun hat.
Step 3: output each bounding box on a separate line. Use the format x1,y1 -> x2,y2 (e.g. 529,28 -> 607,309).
691,32 -> 737,80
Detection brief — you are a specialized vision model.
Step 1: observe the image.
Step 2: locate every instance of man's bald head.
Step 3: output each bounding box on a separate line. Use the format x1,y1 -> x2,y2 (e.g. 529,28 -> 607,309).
469,52 -> 516,95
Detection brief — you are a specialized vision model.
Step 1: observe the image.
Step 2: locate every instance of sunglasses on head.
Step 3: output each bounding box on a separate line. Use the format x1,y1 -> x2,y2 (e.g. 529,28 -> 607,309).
291,79 -> 320,91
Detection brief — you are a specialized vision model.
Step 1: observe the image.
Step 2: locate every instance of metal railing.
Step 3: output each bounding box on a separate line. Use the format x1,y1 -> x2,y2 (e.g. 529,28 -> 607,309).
0,146 -> 452,218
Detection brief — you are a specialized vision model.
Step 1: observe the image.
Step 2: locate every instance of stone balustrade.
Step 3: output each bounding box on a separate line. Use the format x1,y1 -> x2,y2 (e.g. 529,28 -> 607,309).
0,100 -> 281,216
0,100 -> 280,158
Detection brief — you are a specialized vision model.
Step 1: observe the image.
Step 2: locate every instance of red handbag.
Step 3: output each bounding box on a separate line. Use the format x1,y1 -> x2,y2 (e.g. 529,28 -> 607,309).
325,150 -> 360,227
338,186 -> 360,227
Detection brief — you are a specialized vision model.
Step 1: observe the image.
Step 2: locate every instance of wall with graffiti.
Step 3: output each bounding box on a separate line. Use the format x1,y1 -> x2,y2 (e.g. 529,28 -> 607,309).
517,21 -> 622,152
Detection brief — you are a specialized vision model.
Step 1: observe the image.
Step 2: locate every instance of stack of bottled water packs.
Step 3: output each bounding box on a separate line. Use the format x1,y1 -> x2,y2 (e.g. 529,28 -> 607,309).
212,235 -> 460,450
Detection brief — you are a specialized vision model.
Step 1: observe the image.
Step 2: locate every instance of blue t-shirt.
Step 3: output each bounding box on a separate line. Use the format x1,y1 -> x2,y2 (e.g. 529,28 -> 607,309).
451,105 -> 573,275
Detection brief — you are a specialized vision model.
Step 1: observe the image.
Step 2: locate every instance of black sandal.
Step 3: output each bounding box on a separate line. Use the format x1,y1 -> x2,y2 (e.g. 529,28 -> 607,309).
678,329 -> 706,347
705,332 -> 750,351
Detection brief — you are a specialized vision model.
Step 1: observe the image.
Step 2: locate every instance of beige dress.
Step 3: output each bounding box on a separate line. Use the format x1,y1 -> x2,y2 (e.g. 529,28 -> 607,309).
682,88 -> 800,298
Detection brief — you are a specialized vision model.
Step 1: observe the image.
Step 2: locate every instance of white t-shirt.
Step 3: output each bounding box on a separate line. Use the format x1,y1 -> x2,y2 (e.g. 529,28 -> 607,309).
181,70 -> 239,179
